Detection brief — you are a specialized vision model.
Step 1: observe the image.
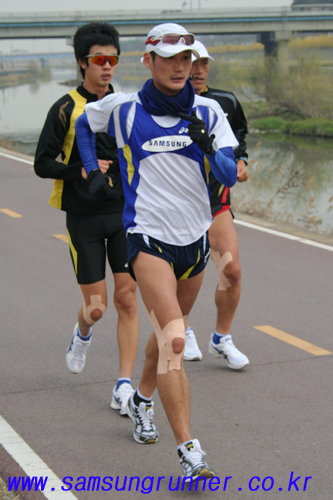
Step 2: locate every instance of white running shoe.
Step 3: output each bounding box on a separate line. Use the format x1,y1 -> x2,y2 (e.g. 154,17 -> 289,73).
66,323 -> 91,374
126,393 -> 159,444
179,439 -> 214,482
184,328 -> 203,361
110,382 -> 134,416
208,333 -> 249,369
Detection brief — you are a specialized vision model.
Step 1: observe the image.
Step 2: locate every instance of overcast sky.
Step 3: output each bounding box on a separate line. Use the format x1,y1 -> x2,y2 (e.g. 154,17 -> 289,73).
1,0 -> 292,54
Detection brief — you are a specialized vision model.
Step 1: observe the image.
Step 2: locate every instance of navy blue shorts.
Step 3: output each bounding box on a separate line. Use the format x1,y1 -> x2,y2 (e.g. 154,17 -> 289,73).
127,232 -> 210,281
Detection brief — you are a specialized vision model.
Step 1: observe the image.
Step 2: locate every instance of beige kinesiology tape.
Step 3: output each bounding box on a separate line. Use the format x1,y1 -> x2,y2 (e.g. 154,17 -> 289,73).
149,310 -> 185,375
82,294 -> 106,325
210,250 -> 233,291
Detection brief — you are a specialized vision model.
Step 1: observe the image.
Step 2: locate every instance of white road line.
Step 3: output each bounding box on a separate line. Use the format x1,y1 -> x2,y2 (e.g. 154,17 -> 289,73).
0,416 -> 77,500
0,151 -> 34,165
234,219 -> 333,252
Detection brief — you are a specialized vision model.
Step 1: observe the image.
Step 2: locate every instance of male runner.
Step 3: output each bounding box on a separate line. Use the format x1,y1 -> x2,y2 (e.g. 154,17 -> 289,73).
75,23 -> 238,480
34,22 -> 139,415
184,41 -> 249,370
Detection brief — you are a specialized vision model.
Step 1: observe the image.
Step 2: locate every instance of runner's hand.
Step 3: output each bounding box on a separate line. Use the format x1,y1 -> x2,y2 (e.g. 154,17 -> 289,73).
87,169 -> 120,200
81,159 -> 112,180
178,110 -> 215,154
98,159 -> 113,174
237,160 -> 249,183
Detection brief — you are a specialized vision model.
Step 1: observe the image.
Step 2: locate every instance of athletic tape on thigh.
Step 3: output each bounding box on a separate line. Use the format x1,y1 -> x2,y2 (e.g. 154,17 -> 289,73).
82,294 -> 106,325
149,310 -> 185,375
210,250 -> 233,291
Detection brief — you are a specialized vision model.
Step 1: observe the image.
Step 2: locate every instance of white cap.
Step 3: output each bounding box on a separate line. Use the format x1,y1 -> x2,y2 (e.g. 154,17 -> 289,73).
145,23 -> 199,59
191,40 -> 215,62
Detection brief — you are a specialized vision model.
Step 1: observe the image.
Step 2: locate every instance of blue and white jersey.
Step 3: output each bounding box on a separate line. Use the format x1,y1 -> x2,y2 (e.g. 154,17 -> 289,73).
84,91 -> 238,246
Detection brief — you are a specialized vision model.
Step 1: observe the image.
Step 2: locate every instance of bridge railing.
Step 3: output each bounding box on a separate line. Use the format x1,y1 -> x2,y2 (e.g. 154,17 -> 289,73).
0,7 -> 296,23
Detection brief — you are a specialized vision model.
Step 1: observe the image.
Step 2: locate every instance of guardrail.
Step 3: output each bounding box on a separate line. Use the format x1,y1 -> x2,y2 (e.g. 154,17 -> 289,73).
0,7 -> 295,21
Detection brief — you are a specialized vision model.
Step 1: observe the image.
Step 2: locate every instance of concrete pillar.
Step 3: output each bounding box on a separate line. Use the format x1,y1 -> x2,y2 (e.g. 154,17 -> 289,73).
258,31 -> 291,76
276,39 -> 290,76
259,31 -> 277,58
67,35 -> 81,84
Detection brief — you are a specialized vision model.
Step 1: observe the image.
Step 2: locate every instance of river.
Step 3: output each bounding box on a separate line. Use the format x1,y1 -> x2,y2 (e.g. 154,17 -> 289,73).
1,68 -> 332,239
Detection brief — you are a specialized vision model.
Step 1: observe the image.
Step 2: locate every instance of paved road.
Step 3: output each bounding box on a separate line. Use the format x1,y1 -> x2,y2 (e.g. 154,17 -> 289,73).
0,150 -> 332,500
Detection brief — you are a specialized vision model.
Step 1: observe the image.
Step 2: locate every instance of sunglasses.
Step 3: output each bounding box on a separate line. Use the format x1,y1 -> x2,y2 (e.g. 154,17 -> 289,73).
85,54 -> 119,66
145,33 -> 195,46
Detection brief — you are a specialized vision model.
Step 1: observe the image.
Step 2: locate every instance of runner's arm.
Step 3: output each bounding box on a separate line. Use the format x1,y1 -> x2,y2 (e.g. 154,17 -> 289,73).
231,99 -> 248,161
34,100 -> 82,180
75,112 -> 99,174
206,146 -> 237,188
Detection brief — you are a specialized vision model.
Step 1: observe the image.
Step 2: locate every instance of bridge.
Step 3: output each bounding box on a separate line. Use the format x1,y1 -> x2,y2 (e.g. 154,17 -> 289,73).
1,8 -> 333,40
1,8 -> 333,72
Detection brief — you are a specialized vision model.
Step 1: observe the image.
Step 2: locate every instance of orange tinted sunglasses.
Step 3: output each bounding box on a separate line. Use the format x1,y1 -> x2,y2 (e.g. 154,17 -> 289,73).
85,54 -> 119,66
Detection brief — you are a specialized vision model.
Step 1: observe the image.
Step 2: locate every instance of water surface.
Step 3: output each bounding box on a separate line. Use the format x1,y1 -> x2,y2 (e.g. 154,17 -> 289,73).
1,71 -> 332,238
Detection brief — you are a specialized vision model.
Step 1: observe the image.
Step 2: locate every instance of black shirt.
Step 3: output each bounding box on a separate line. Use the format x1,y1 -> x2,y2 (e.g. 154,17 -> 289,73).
34,84 -> 124,215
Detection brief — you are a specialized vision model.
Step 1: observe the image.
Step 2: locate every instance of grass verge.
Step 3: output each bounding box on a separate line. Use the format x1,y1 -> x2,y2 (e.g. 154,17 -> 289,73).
0,478 -> 20,500
250,116 -> 333,138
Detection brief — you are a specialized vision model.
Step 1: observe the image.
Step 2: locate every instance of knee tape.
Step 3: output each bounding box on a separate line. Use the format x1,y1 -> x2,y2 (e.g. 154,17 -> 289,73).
82,294 -> 106,325
149,310 -> 185,375
210,250 -> 233,291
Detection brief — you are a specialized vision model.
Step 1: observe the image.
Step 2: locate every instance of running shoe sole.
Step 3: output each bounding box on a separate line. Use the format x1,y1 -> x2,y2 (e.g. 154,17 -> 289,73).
184,353 -> 203,361
183,468 -> 214,482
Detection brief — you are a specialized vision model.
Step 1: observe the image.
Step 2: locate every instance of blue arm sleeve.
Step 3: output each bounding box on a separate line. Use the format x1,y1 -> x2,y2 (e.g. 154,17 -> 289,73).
207,146 -> 237,188
75,113 -> 99,174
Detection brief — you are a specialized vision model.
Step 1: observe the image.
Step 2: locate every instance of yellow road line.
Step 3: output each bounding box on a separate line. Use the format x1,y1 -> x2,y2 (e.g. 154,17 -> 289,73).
53,234 -> 68,243
254,325 -> 331,356
0,208 -> 22,218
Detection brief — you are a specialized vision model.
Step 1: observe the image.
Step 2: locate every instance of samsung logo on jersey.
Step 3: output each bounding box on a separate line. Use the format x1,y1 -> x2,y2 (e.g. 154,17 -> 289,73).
142,136 -> 192,152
